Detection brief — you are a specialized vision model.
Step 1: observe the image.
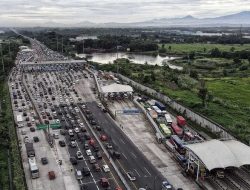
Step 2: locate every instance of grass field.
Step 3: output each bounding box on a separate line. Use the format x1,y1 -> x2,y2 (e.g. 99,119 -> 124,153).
159,43 -> 250,54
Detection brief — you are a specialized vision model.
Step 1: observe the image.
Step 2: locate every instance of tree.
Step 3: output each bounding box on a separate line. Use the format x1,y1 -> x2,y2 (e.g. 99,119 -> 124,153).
151,71 -> 156,81
198,80 -> 208,107
230,47 -> 235,52
189,51 -> 195,60
161,44 -> 165,49
168,46 -> 172,51
189,70 -> 198,79
233,57 -> 241,64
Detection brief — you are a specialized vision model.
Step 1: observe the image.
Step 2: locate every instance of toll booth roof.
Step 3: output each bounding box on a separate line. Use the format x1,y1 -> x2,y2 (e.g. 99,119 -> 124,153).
101,83 -> 133,94
185,139 -> 250,171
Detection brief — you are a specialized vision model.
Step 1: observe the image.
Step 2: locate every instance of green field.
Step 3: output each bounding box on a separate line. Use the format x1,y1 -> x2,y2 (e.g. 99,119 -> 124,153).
159,43 -> 250,54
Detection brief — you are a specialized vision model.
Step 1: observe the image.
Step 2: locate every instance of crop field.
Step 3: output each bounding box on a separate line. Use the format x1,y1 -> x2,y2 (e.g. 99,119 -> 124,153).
160,43 -> 250,54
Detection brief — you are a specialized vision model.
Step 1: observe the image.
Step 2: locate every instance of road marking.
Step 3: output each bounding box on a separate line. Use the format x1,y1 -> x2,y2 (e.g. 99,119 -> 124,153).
122,153 -> 128,160
134,169 -> 141,177
120,139 -> 125,144
131,152 -> 137,158
79,179 -> 83,185
144,167 -> 151,176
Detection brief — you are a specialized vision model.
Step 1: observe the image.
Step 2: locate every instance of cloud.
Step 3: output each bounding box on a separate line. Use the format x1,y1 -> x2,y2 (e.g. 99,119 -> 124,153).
0,0 -> 249,26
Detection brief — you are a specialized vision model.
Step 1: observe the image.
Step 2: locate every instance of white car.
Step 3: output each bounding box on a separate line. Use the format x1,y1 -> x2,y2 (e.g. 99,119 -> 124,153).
102,165 -> 110,173
86,149 -> 92,156
126,172 -> 136,181
70,141 -> 76,148
68,129 -> 74,136
79,123 -> 84,127
74,127 -> 80,133
76,151 -> 83,160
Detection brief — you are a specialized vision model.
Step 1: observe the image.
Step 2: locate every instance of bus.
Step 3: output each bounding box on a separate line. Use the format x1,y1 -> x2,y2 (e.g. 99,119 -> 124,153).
170,135 -> 186,155
164,114 -> 173,124
28,157 -> 39,179
170,123 -> 183,137
159,124 -> 171,138
152,106 -> 162,115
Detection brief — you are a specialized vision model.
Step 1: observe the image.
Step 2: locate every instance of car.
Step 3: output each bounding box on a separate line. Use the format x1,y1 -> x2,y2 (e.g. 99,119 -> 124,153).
115,187 -> 123,190
90,119 -> 97,125
69,156 -> 78,165
41,157 -> 48,165
97,103 -> 102,108
89,156 -> 96,164
84,143 -> 89,149
75,170 -> 83,180
106,143 -> 113,149
96,151 -> 102,160
59,140 -> 66,147
33,136 -> 39,142
21,130 -> 27,135
76,151 -> 84,160
30,127 -> 35,132
60,129 -> 66,135
53,133 -> 59,139
79,122 -> 84,127
162,180 -> 173,190
93,145 -> 99,152
74,127 -> 80,133
100,134 -> 108,141
81,126 -> 87,132
102,165 -> 110,173
126,172 -> 136,181
68,129 -> 74,136
93,163 -> 101,172
24,136 -> 30,143
70,141 -> 76,148
48,171 -> 56,180
82,167 -> 90,176
84,133 -> 91,140
96,125 -> 102,131
86,149 -> 92,156
100,178 -> 110,188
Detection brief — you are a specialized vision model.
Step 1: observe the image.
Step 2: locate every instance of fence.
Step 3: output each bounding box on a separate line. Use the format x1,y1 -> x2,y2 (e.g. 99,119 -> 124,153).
117,74 -> 234,140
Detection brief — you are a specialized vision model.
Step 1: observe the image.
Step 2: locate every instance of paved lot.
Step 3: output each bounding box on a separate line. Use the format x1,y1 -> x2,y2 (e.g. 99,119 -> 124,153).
107,99 -> 200,190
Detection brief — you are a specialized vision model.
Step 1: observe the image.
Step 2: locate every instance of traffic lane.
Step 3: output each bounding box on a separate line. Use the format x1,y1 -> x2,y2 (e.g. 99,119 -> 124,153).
86,101 -> 165,189
59,110 -> 119,190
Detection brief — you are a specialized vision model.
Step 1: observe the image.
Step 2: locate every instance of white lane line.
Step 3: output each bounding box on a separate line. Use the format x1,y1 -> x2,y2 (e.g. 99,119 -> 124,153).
122,153 -> 128,160
134,169 -> 141,177
75,140 -> 100,190
144,167 -> 151,176
120,139 -> 125,144
131,152 -> 137,158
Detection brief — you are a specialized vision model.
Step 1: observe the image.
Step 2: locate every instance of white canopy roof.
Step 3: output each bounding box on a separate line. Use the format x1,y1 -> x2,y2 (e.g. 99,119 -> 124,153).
185,139 -> 250,171
101,83 -> 133,94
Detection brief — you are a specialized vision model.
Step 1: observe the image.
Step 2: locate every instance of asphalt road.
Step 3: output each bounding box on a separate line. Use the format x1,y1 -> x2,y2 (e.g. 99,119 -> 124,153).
83,101 -> 166,190
55,104 -> 123,190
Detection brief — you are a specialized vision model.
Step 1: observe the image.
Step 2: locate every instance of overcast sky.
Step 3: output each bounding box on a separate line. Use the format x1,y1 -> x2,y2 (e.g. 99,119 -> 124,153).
0,0 -> 249,26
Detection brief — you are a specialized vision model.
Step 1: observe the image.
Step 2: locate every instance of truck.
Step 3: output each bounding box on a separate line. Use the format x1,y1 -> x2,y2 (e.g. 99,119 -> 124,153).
29,157 -> 39,178
177,116 -> 186,127
155,101 -> 166,111
16,114 -> 23,124
25,143 -> 35,157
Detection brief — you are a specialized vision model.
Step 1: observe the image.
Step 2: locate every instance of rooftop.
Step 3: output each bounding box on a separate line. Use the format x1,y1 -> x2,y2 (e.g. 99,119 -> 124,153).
185,139 -> 250,171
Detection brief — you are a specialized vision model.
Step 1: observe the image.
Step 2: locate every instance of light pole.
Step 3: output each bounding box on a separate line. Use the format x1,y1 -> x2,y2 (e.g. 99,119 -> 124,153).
0,43 -> 4,73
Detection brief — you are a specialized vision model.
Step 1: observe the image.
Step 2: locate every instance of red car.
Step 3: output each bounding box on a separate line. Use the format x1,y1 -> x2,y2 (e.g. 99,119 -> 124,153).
100,134 -> 107,141
100,178 -> 110,188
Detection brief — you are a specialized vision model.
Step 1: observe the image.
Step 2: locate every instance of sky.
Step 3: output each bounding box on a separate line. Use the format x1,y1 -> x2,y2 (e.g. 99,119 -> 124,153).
0,0 -> 249,26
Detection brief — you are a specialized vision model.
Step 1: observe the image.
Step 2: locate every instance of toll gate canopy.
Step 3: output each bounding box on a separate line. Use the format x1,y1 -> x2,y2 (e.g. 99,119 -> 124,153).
185,139 -> 250,171
101,83 -> 133,94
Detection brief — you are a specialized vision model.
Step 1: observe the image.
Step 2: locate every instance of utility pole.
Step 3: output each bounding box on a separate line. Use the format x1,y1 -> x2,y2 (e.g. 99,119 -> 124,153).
61,37 -> 63,53
56,35 -> 59,51
116,38 -> 118,73
0,43 -> 4,73
8,41 -> 11,58
82,39 -> 84,54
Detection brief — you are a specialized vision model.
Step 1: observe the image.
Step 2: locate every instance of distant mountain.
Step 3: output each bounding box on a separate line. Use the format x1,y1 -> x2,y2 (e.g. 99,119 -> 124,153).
34,11 -> 250,28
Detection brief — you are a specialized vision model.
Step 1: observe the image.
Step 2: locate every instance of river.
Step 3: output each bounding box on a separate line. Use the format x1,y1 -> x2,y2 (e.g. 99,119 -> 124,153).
76,52 -> 183,70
